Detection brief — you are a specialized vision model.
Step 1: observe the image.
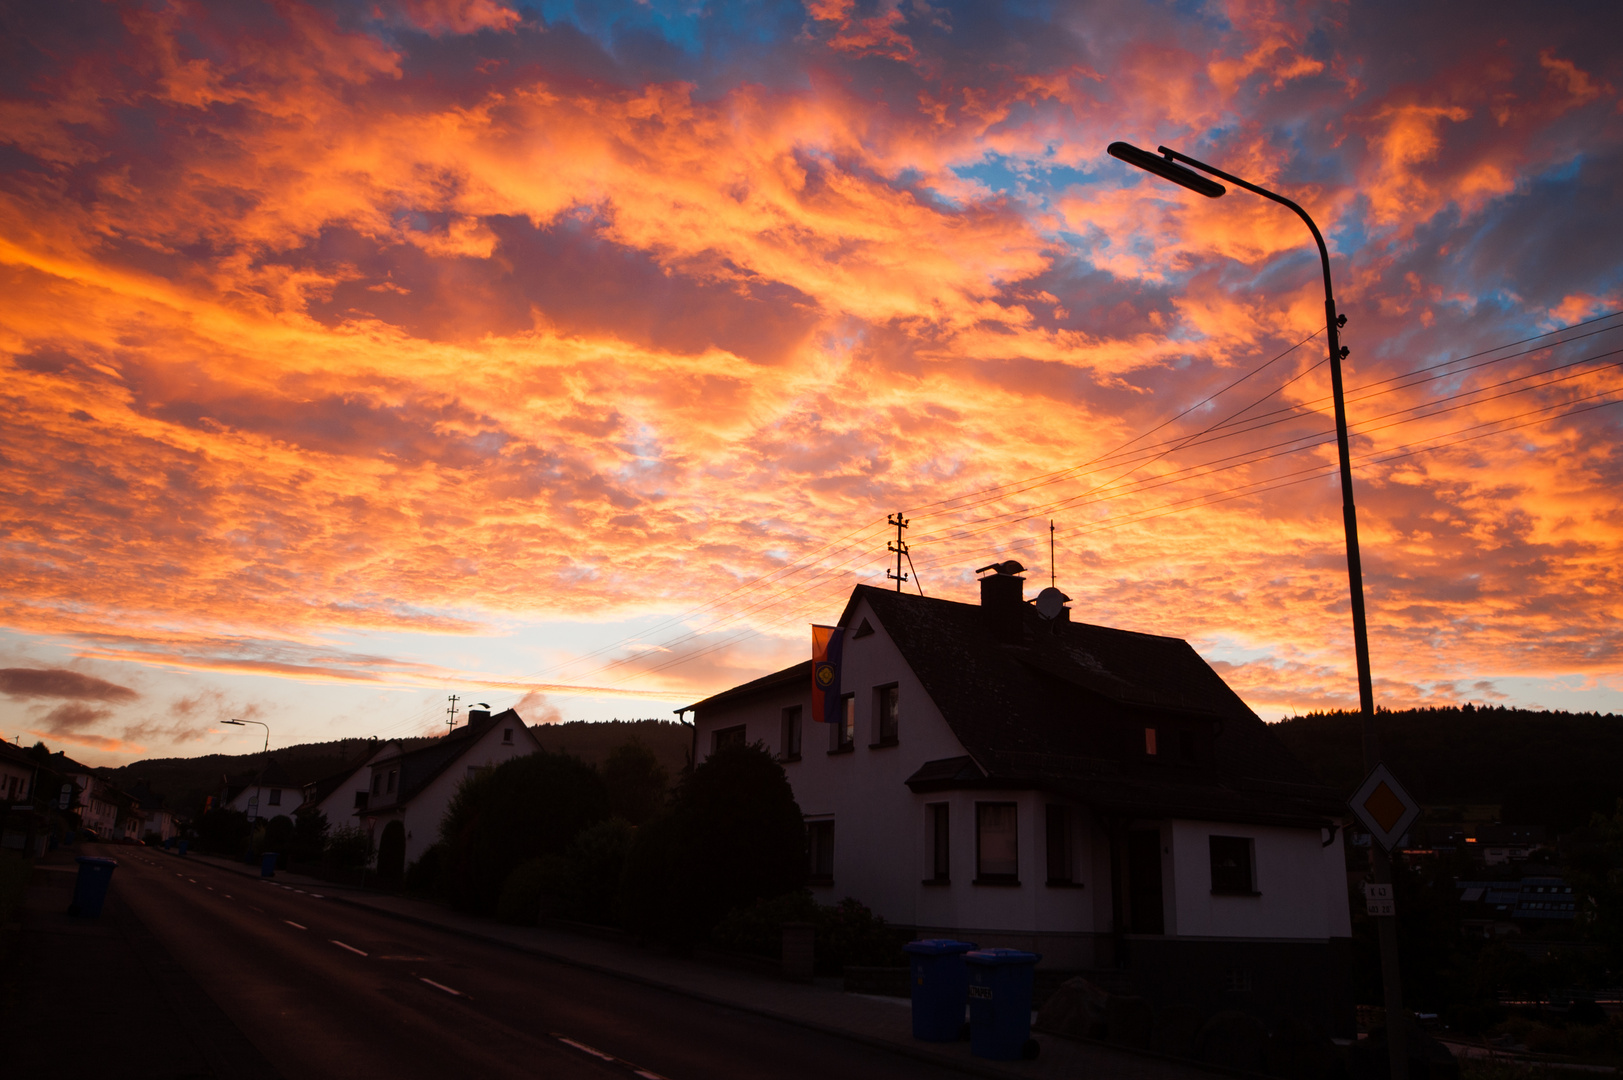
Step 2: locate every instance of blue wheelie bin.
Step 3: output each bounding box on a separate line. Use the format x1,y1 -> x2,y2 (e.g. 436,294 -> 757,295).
177,839 -> 188,857
903,939 -> 976,1041
68,856 -> 118,918
261,852 -> 278,878
965,948 -> 1042,1060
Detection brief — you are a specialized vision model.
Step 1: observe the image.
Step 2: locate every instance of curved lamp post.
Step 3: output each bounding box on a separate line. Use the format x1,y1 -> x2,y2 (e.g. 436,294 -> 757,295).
223,718 -> 270,823
1108,141 -> 1407,1078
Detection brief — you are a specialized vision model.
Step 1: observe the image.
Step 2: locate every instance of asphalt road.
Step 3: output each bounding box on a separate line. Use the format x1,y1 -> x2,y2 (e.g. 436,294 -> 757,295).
109,849 -> 970,1080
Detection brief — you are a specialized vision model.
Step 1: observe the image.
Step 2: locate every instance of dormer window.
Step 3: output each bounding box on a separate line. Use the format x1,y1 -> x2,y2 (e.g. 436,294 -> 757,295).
503,728 -> 513,744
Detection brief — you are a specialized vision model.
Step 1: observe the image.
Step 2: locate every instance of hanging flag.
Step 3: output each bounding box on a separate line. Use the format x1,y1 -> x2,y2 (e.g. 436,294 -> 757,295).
811,624 -> 844,724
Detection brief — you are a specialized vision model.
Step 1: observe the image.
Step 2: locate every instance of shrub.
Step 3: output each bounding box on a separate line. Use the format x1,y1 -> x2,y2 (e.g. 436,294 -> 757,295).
603,741 -> 668,825
405,842 -> 446,895
495,857 -> 569,924
292,806 -> 329,863
438,750 -> 610,914
618,743 -> 805,946
562,817 -> 634,922
816,897 -> 906,971
711,890 -> 820,958
196,807 -> 251,854
325,825 -> 374,869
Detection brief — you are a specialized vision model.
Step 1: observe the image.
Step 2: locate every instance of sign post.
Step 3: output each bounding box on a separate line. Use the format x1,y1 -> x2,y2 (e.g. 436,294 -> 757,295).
1349,763 -> 1420,1074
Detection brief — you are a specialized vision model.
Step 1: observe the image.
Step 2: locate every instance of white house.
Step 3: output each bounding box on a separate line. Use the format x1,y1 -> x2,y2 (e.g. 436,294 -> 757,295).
298,747 -> 391,832
223,759 -> 299,820
682,568 -> 1354,1035
358,707 -> 542,878
0,742 -> 37,804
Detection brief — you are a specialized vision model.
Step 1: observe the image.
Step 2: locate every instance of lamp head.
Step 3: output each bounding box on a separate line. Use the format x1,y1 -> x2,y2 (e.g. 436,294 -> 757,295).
223,719 -> 244,726
1107,141 -> 1225,198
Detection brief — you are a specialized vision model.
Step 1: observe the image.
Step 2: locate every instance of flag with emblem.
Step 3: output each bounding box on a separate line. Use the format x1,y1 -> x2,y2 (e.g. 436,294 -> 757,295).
811,624 -> 844,724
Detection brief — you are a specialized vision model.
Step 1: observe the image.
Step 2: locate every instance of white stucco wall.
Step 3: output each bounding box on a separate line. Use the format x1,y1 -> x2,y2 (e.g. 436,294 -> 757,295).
1166,819 -> 1352,939
363,719 -> 541,869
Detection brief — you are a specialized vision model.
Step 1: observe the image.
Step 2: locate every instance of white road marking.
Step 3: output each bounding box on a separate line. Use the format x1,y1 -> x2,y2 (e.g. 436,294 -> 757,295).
294,889 -> 306,894
206,887 -> 214,891
224,894 -> 233,899
420,978 -> 463,997
285,920 -> 306,930
310,894 -> 323,899
634,1072 -> 669,1080
331,940 -> 367,956
188,878 -> 197,883
554,1036 -> 615,1061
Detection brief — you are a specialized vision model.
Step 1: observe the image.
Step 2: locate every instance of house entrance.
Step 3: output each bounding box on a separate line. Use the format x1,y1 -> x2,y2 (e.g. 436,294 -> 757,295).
377,820 -> 406,881
1126,828 -> 1164,934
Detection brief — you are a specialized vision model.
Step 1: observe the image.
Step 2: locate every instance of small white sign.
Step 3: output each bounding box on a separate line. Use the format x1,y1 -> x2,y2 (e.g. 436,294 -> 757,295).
1364,882 -> 1395,917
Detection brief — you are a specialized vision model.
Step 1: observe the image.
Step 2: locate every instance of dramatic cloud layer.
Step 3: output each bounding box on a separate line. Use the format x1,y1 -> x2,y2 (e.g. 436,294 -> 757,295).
2,0 -> 1621,760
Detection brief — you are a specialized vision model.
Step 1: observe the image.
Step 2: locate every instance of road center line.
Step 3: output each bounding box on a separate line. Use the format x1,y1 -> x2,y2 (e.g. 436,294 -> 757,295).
331,940 -> 367,956
310,894 -> 323,898
284,920 -> 306,930
419,977 -> 464,997
553,1036 -> 615,1061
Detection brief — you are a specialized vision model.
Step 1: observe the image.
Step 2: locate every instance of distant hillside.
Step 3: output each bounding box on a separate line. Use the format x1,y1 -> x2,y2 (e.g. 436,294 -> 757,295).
101,718 -> 692,818
1273,706 -> 1623,832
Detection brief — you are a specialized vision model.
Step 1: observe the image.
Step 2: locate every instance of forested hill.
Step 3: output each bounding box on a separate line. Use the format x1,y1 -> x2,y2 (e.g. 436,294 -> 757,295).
1272,706 -> 1623,832
103,718 -> 691,817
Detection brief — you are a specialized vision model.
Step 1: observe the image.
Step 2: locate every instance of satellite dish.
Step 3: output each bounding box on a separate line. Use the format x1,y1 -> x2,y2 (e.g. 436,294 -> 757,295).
1034,587 -> 1070,620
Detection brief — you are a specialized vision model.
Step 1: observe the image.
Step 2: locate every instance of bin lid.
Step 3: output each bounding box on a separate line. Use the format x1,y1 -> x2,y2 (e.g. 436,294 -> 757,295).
75,856 -> 118,867
965,948 -> 1041,966
903,938 -> 977,955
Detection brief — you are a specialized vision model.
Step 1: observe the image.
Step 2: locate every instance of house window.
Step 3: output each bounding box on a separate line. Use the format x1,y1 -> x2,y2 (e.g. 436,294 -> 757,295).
386,770 -> 397,794
976,803 -> 1019,883
713,725 -> 747,754
268,789 -> 281,807
1144,727 -> 1158,755
928,803 -> 950,883
1178,730 -> 1196,762
874,684 -> 899,746
1210,835 -> 1256,894
372,773 -> 382,796
354,791 -> 368,810
503,728 -> 513,744
830,695 -> 855,752
1046,804 -> 1073,884
781,706 -> 802,761
807,819 -> 835,885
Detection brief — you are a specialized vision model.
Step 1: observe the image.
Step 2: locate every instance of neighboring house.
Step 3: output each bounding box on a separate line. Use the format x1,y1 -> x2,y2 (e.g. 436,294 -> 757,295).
223,759 -> 299,820
299,747 -> 390,831
142,807 -> 179,842
0,742 -> 38,804
1457,876 -> 1577,938
682,570 -> 1353,1034
1478,825 -> 1546,865
358,708 -> 541,879
48,754 -> 120,837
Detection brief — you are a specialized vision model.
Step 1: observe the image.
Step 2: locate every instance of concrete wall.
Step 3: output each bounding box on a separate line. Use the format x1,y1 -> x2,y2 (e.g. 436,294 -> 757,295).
1166,819 -> 1352,940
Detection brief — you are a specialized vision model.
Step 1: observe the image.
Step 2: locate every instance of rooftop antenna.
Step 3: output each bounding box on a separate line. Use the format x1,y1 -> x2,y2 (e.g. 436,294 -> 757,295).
445,694 -> 461,732
1049,520 -> 1056,589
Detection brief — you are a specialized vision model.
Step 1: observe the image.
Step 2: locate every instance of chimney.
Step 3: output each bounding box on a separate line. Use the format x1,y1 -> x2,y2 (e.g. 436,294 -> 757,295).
976,559 -> 1027,640
466,708 -> 491,724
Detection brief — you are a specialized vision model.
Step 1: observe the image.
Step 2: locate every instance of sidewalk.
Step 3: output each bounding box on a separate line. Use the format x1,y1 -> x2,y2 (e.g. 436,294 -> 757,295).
170,847 -> 1218,1080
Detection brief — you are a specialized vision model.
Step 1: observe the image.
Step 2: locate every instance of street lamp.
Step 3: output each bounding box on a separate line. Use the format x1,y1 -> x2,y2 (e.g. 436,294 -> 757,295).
222,718 -> 270,823
1109,140 -> 1408,1078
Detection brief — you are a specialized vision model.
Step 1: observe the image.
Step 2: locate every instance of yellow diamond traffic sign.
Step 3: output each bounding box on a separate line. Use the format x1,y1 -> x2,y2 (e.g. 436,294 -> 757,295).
1349,763 -> 1420,851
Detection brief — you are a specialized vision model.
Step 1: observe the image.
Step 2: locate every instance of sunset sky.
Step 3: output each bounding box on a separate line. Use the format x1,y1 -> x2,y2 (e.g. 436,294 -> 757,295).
3,0 -> 1621,767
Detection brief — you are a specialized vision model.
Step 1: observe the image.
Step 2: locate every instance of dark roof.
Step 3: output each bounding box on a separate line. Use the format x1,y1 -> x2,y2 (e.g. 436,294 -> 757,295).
363,708 -> 522,811
696,583 -> 1344,828
257,759 -> 297,788
682,661 -> 811,713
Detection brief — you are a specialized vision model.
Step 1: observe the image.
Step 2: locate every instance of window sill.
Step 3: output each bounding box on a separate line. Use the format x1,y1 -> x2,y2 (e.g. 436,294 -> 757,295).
1045,880 -> 1086,889
972,877 -> 1021,887
867,739 -> 900,749
1211,889 -> 1262,897
827,746 -> 855,755
922,878 -> 951,887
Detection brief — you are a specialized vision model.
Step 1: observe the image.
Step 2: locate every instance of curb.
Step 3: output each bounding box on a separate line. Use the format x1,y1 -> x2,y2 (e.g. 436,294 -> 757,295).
156,847 -> 1211,1080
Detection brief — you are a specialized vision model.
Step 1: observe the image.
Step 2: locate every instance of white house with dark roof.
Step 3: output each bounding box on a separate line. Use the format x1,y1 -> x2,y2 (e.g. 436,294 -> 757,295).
223,758 -> 300,820
682,566 -> 1354,1034
358,707 -> 542,878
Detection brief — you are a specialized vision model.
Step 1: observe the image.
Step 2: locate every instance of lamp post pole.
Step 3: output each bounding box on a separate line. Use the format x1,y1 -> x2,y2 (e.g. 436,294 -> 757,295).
223,718 -> 270,824
1108,141 -> 1407,1078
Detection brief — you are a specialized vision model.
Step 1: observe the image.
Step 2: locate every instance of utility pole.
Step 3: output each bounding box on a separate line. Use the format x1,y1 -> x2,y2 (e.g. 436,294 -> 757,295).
886,512 -> 910,592
445,694 -> 461,733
